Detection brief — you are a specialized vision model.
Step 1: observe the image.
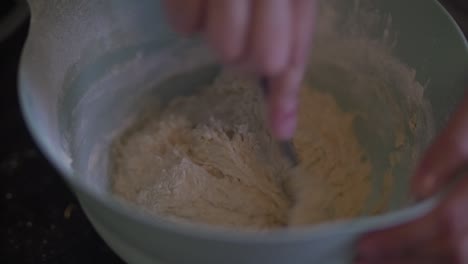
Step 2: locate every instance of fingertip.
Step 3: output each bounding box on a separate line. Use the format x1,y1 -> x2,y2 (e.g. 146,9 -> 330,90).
264,68 -> 304,140
267,96 -> 298,140
268,110 -> 297,140
410,137 -> 460,200
409,94 -> 468,200
410,171 -> 438,200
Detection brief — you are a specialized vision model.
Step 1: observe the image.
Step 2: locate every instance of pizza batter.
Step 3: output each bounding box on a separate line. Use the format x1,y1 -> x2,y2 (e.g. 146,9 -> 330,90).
110,71 -> 378,230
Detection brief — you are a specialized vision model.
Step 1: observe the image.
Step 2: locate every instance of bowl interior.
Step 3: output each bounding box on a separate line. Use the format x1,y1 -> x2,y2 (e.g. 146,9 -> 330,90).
61,0 -> 453,214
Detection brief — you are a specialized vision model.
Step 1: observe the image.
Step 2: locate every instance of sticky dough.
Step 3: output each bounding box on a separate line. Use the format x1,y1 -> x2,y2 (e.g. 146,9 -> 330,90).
110,71 -> 379,230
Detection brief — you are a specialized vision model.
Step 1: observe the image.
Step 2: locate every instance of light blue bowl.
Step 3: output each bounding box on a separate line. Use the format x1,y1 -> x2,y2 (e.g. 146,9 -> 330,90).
19,0 -> 468,263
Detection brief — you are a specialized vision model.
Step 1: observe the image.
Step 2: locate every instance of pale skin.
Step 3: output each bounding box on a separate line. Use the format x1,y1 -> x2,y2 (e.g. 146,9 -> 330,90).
163,1 -> 468,263
163,0 -> 316,140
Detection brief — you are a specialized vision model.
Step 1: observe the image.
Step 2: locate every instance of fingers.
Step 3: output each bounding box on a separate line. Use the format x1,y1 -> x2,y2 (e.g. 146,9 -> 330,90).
248,0 -> 292,75
163,0 -> 206,35
358,176 -> 468,264
164,0 -> 315,76
290,0 -> 316,68
163,0 -> 316,139
357,210 -> 439,261
439,174 -> 468,239
263,0 -> 315,139
357,234 -> 456,264
266,68 -> 303,139
411,92 -> 468,199
356,211 -> 455,264
205,0 -> 251,63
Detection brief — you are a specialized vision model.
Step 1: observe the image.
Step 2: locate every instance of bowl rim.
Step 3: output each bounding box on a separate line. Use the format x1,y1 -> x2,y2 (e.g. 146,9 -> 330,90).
17,0 -> 468,244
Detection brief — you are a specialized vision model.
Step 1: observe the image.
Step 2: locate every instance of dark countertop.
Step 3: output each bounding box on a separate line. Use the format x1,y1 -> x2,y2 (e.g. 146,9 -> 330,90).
0,20 -> 124,264
1,1 -> 467,264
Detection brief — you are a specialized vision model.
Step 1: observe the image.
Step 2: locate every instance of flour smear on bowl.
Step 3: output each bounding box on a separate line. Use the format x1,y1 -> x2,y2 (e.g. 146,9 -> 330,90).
109,0 -> 434,230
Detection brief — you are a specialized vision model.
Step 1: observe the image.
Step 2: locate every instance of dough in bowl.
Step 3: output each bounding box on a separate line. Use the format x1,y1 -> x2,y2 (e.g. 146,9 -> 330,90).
110,71 -> 389,230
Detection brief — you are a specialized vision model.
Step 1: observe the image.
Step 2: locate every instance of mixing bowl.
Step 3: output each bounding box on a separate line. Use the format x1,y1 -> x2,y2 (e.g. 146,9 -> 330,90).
19,0 -> 468,263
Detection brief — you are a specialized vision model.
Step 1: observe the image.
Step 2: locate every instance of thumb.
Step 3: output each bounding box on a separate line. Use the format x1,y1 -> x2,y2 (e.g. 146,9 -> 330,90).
412,91 -> 468,199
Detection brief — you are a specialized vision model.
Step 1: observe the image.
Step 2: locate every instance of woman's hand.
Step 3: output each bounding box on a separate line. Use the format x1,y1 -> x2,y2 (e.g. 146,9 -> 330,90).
357,93 -> 468,264
163,0 -> 316,139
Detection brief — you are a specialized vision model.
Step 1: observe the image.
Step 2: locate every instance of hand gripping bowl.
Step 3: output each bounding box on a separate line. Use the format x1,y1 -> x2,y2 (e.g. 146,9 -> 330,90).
19,0 -> 468,263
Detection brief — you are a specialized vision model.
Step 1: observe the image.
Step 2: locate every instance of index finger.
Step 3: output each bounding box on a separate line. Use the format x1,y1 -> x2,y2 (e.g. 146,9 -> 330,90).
412,92 -> 468,199
266,67 -> 304,139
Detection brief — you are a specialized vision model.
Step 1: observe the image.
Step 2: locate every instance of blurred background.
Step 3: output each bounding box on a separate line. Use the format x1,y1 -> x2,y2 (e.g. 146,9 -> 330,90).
1,0 -> 467,263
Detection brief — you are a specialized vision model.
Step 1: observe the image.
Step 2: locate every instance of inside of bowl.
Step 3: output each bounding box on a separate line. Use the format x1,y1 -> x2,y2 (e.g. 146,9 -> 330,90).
305,1 -> 435,212
57,0 -> 442,223
62,40 -> 219,192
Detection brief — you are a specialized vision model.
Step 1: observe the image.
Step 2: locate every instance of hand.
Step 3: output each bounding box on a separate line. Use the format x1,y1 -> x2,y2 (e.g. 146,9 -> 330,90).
162,0 -> 316,139
357,93 -> 468,264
